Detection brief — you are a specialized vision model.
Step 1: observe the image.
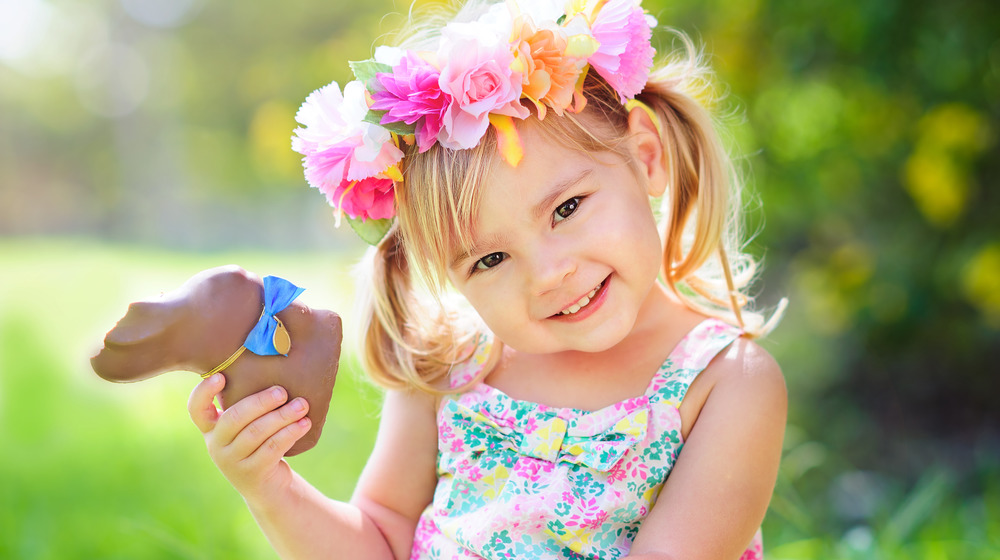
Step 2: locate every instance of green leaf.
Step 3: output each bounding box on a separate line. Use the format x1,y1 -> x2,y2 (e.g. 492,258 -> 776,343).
346,216 -> 393,246
363,109 -> 416,135
349,59 -> 392,90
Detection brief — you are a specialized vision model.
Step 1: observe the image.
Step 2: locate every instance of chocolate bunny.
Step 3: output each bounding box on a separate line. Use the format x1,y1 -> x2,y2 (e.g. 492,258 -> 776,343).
90,265 -> 342,455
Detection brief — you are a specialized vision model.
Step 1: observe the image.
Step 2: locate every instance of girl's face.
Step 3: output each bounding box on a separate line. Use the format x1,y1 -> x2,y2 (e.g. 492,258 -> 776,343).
446,118 -> 665,355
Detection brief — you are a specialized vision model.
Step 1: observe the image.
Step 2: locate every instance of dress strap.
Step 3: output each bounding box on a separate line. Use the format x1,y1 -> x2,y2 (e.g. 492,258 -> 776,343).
645,318 -> 743,406
448,332 -> 493,389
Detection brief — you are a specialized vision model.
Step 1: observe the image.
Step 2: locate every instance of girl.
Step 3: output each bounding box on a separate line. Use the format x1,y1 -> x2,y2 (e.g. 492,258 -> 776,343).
187,1 -> 787,558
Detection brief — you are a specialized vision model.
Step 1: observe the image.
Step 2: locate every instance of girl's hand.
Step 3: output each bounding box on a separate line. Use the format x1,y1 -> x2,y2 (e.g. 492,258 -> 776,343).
188,373 -> 312,506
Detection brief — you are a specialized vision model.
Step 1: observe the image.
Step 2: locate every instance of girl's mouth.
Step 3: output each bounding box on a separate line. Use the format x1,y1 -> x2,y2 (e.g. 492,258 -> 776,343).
553,276 -> 609,320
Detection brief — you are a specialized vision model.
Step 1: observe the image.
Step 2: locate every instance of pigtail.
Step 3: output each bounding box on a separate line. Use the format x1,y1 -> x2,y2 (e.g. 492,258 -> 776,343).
636,36 -> 785,337
355,225 -> 494,394
356,226 -> 441,393
356,226 -> 416,391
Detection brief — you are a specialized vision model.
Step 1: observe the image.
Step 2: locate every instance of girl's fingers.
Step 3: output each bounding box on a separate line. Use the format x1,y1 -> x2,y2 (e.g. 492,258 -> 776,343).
212,385 -> 290,447
245,414 -> 312,468
188,373 -> 226,434
229,397 -> 311,459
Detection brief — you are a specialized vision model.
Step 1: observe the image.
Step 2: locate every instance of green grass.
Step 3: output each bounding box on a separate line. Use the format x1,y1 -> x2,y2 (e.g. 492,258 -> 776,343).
2,238 -> 997,559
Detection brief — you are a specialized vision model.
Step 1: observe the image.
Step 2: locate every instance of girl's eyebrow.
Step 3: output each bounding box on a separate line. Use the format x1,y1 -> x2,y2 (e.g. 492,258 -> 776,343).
531,169 -> 593,221
448,169 -> 593,271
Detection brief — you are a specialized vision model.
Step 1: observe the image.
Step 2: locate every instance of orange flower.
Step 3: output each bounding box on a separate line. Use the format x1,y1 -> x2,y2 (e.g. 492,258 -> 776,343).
511,17 -> 588,119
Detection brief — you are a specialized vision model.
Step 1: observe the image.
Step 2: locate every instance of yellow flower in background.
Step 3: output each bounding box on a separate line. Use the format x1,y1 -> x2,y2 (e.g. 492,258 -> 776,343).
962,243 -> 1000,328
902,103 -> 992,228
902,151 -> 968,227
250,100 -> 302,181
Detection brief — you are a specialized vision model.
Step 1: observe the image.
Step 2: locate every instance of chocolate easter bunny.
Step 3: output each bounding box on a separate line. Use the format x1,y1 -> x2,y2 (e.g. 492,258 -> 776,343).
91,265 -> 342,455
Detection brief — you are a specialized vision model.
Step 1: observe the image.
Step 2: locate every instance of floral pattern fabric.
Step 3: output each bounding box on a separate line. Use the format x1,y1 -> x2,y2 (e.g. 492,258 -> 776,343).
411,319 -> 763,560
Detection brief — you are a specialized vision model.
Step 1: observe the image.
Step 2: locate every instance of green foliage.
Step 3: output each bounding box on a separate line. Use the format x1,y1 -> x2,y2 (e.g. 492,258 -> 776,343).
350,59 -> 393,88
348,216 -> 394,246
364,108 -> 419,136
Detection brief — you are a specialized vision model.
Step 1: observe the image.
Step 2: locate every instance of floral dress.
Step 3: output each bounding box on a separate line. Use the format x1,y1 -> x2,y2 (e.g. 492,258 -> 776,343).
410,319 -> 764,560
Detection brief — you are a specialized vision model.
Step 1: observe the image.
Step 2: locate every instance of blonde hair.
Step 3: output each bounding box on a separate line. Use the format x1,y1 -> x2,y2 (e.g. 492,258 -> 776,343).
355,2 -> 783,393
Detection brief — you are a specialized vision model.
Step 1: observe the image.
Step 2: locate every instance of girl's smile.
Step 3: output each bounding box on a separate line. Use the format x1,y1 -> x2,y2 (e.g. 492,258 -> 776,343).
446,115 -> 668,355
551,276 -> 608,321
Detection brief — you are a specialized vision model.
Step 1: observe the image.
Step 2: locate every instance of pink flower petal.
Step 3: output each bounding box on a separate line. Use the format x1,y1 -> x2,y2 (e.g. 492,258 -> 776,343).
345,140 -> 405,182
371,51 -> 450,153
437,20 -> 529,150
589,0 -> 655,100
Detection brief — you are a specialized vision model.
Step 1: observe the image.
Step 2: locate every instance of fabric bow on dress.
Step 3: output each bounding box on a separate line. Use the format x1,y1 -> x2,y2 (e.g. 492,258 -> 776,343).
442,398 -> 649,472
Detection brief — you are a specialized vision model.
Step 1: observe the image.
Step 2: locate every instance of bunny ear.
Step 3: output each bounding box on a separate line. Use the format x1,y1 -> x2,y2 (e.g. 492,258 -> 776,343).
91,300 -> 185,383
102,300 -> 172,346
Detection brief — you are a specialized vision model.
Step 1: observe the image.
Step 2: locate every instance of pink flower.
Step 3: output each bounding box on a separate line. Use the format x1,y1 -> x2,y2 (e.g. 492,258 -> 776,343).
339,176 -> 395,220
292,80 -> 403,221
606,457 -> 629,483
371,51 -> 449,153
439,423 -> 455,443
524,416 -> 539,434
589,0 -> 656,101
467,466 -> 483,482
437,20 -> 530,150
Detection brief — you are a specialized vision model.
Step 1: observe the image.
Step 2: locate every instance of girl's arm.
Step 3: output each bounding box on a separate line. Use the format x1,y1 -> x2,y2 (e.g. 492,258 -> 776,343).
188,373 -> 438,560
627,339 -> 787,560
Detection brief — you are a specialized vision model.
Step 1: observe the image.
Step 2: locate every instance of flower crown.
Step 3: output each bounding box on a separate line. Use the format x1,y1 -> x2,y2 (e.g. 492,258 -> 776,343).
291,0 -> 657,244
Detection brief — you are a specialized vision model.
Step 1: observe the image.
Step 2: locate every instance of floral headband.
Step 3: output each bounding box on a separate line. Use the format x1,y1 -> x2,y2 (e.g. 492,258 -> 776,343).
291,0 -> 657,245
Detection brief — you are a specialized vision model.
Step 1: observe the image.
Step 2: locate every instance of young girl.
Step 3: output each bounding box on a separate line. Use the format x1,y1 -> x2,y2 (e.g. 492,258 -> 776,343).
187,1 -> 786,558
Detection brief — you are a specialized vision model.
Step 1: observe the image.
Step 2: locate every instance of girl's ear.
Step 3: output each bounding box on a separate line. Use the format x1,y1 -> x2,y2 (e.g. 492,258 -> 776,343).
627,104 -> 668,197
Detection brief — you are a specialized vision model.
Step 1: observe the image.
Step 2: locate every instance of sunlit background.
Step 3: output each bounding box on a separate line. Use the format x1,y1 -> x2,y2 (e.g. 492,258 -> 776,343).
1,0 -> 998,558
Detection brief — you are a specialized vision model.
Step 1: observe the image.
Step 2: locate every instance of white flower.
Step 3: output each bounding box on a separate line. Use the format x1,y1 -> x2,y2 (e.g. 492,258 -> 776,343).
510,0 -> 565,25
474,2 -> 513,32
374,45 -> 404,67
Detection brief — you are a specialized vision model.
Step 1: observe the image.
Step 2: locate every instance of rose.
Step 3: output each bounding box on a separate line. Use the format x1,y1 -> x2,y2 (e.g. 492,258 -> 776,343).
436,20 -> 530,150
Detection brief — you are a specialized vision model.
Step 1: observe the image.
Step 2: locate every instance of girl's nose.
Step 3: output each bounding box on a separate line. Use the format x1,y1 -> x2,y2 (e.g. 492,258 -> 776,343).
527,241 -> 576,295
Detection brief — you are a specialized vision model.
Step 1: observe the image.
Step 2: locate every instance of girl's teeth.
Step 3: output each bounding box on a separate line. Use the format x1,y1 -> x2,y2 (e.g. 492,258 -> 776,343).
560,283 -> 602,315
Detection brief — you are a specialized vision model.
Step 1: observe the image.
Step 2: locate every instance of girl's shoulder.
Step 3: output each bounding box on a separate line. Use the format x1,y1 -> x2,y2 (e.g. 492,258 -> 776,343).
700,332 -> 784,397
657,308 -> 783,393
678,326 -> 786,438
725,337 -> 785,415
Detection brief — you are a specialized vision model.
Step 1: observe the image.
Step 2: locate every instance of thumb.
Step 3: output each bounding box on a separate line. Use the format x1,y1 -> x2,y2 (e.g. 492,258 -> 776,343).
188,373 -> 225,433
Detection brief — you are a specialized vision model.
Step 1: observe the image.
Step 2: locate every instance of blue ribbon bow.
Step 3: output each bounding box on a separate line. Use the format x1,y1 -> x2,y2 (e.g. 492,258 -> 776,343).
244,275 -> 304,356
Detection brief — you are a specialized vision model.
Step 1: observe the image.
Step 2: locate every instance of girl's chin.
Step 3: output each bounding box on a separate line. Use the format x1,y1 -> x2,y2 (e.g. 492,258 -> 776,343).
503,324 -> 634,355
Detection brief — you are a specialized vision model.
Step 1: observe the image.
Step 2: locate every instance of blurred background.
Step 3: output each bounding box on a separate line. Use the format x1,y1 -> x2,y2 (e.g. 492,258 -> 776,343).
1,0 -> 998,558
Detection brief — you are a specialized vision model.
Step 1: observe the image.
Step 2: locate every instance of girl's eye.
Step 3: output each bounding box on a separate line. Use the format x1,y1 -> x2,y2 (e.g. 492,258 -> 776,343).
474,252 -> 506,272
553,197 -> 581,223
